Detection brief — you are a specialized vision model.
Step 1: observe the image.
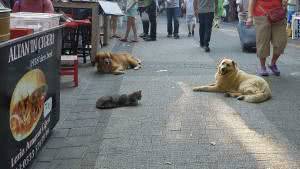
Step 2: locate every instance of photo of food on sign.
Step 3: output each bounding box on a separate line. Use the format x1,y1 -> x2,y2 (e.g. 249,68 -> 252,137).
9,69 -> 48,141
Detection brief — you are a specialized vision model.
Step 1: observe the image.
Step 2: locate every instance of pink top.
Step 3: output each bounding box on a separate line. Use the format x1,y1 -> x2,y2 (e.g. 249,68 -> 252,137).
13,0 -> 54,13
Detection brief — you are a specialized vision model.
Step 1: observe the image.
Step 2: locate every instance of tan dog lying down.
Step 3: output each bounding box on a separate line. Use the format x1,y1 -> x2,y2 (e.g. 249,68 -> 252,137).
193,58 -> 271,103
94,52 -> 141,75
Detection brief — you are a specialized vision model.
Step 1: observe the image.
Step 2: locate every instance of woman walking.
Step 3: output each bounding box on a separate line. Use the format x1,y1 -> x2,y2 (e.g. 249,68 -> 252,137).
246,0 -> 288,76
120,0 -> 139,42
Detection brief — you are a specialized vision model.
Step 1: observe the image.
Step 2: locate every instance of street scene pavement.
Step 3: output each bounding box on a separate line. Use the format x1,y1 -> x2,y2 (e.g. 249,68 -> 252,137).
29,15 -> 300,169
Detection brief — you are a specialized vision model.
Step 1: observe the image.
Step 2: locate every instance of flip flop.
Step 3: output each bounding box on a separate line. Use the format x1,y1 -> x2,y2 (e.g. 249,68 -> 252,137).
119,38 -> 128,42
112,34 -> 121,38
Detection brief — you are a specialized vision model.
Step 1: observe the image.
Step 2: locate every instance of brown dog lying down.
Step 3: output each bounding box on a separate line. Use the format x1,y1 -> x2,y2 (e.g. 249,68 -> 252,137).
94,52 -> 141,75
193,58 -> 271,103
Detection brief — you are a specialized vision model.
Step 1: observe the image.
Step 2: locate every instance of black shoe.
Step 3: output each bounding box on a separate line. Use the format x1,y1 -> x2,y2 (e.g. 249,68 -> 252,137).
188,32 -> 191,37
139,33 -> 148,38
174,34 -> 180,39
204,46 -> 210,52
192,30 -> 194,36
167,34 -> 172,38
144,37 -> 156,41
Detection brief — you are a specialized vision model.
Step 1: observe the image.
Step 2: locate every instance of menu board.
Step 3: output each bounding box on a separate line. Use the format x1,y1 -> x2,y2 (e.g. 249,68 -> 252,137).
0,27 -> 61,169
98,1 -> 124,16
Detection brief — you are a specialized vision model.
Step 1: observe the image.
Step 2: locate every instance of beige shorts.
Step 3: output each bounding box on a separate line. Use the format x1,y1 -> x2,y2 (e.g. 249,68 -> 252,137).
254,16 -> 287,58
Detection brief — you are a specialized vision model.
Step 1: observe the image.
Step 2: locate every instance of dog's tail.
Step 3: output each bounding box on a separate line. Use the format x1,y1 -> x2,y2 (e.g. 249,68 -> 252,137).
243,88 -> 271,103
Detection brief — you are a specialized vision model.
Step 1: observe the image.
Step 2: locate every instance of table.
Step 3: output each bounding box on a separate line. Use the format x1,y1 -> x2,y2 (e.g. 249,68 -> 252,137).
53,1 -> 109,62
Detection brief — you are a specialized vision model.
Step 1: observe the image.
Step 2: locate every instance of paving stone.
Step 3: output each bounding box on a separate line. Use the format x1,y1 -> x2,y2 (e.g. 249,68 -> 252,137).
54,147 -> 87,160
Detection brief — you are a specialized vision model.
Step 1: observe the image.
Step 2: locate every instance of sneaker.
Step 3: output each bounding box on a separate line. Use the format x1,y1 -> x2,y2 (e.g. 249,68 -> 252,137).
258,66 -> 269,76
167,34 -> 172,38
188,32 -> 191,37
204,46 -> 210,52
174,34 -> 180,39
268,64 -> 280,76
144,37 -> 156,41
139,33 -> 148,38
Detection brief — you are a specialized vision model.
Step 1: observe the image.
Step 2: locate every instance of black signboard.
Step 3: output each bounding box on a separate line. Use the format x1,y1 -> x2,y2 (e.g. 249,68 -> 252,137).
0,26 -> 62,169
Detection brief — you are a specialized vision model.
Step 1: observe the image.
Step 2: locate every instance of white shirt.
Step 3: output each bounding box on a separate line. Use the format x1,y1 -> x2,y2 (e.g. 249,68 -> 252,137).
185,0 -> 194,15
236,0 -> 248,12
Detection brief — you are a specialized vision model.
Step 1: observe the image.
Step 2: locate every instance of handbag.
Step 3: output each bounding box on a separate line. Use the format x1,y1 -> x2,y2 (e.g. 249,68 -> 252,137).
258,4 -> 286,23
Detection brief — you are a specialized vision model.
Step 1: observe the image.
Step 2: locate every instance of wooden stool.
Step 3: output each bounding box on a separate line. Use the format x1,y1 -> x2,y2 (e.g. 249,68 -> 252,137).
60,55 -> 78,87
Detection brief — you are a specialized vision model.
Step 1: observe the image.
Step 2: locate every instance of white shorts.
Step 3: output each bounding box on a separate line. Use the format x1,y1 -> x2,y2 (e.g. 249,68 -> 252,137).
186,15 -> 196,25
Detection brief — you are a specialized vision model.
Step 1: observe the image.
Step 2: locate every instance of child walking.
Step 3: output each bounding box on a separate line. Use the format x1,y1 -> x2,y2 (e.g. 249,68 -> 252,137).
183,0 -> 196,37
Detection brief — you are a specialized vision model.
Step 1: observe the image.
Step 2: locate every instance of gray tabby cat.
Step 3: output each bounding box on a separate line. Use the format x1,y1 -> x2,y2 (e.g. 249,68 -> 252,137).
96,91 -> 142,109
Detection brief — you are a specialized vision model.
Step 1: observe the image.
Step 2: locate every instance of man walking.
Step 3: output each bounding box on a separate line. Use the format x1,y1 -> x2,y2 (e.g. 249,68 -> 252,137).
142,0 -> 158,41
166,0 -> 180,39
194,0 -> 216,52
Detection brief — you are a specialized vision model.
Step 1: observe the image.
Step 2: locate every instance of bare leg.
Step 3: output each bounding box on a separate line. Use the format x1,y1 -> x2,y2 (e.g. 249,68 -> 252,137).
260,57 -> 267,68
271,54 -> 280,65
130,17 -> 138,41
123,17 -> 132,40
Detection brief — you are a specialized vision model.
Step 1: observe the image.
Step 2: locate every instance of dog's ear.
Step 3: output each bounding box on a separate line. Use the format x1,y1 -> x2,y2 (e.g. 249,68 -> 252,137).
232,60 -> 237,69
217,57 -> 225,67
94,54 -> 99,66
107,52 -> 112,59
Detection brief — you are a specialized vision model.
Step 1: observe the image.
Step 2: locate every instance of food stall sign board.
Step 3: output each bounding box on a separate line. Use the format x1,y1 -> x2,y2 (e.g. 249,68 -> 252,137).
98,1 -> 124,16
0,26 -> 62,169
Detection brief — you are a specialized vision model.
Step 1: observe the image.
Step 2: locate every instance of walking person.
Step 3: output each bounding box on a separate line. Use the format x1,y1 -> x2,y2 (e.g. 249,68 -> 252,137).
193,0 -> 216,52
183,0 -> 196,37
138,1 -> 150,38
143,0 -> 158,41
120,0 -> 139,42
246,0 -> 288,76
236,0 -> 248,22
166,0 -> 180,39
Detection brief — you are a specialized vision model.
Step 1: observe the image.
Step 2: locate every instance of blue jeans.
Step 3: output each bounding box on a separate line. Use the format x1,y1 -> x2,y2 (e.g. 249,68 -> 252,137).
167,7 -> 180,35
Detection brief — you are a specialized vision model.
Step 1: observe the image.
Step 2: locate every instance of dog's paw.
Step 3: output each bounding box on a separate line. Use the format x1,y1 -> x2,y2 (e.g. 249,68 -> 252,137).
237,95 -> 245,100
113,71 -> 125,75
224,93 -> 231,97
193,87 -> 204,92
134,65 -> 141,70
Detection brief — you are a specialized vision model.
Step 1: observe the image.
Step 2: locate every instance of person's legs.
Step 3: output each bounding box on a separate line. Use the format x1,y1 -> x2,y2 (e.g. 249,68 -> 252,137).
198,13 -> 205,47
139,7 -> 149,37
268,19 -> 287,75
173,7 -> 180,38
203,12 -> 214,50
143,20 -> 150,35
145,3 -> 157,41
254,16 -> 272,76
121,17 -> 132,41
167,8 -> 173,36
131,17 -> 138,41
111,16 -> 119,37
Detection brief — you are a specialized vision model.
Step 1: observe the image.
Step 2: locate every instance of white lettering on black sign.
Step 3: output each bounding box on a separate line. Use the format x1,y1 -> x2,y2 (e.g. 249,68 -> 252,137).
8,33 -> 55,63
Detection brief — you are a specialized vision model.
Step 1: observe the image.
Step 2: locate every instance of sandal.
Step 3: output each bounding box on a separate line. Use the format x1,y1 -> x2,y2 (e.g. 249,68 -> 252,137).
119,38 -> 128,42
268,64 -> 280,76
257,66 -> 269,76
112,34 -> 121,38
